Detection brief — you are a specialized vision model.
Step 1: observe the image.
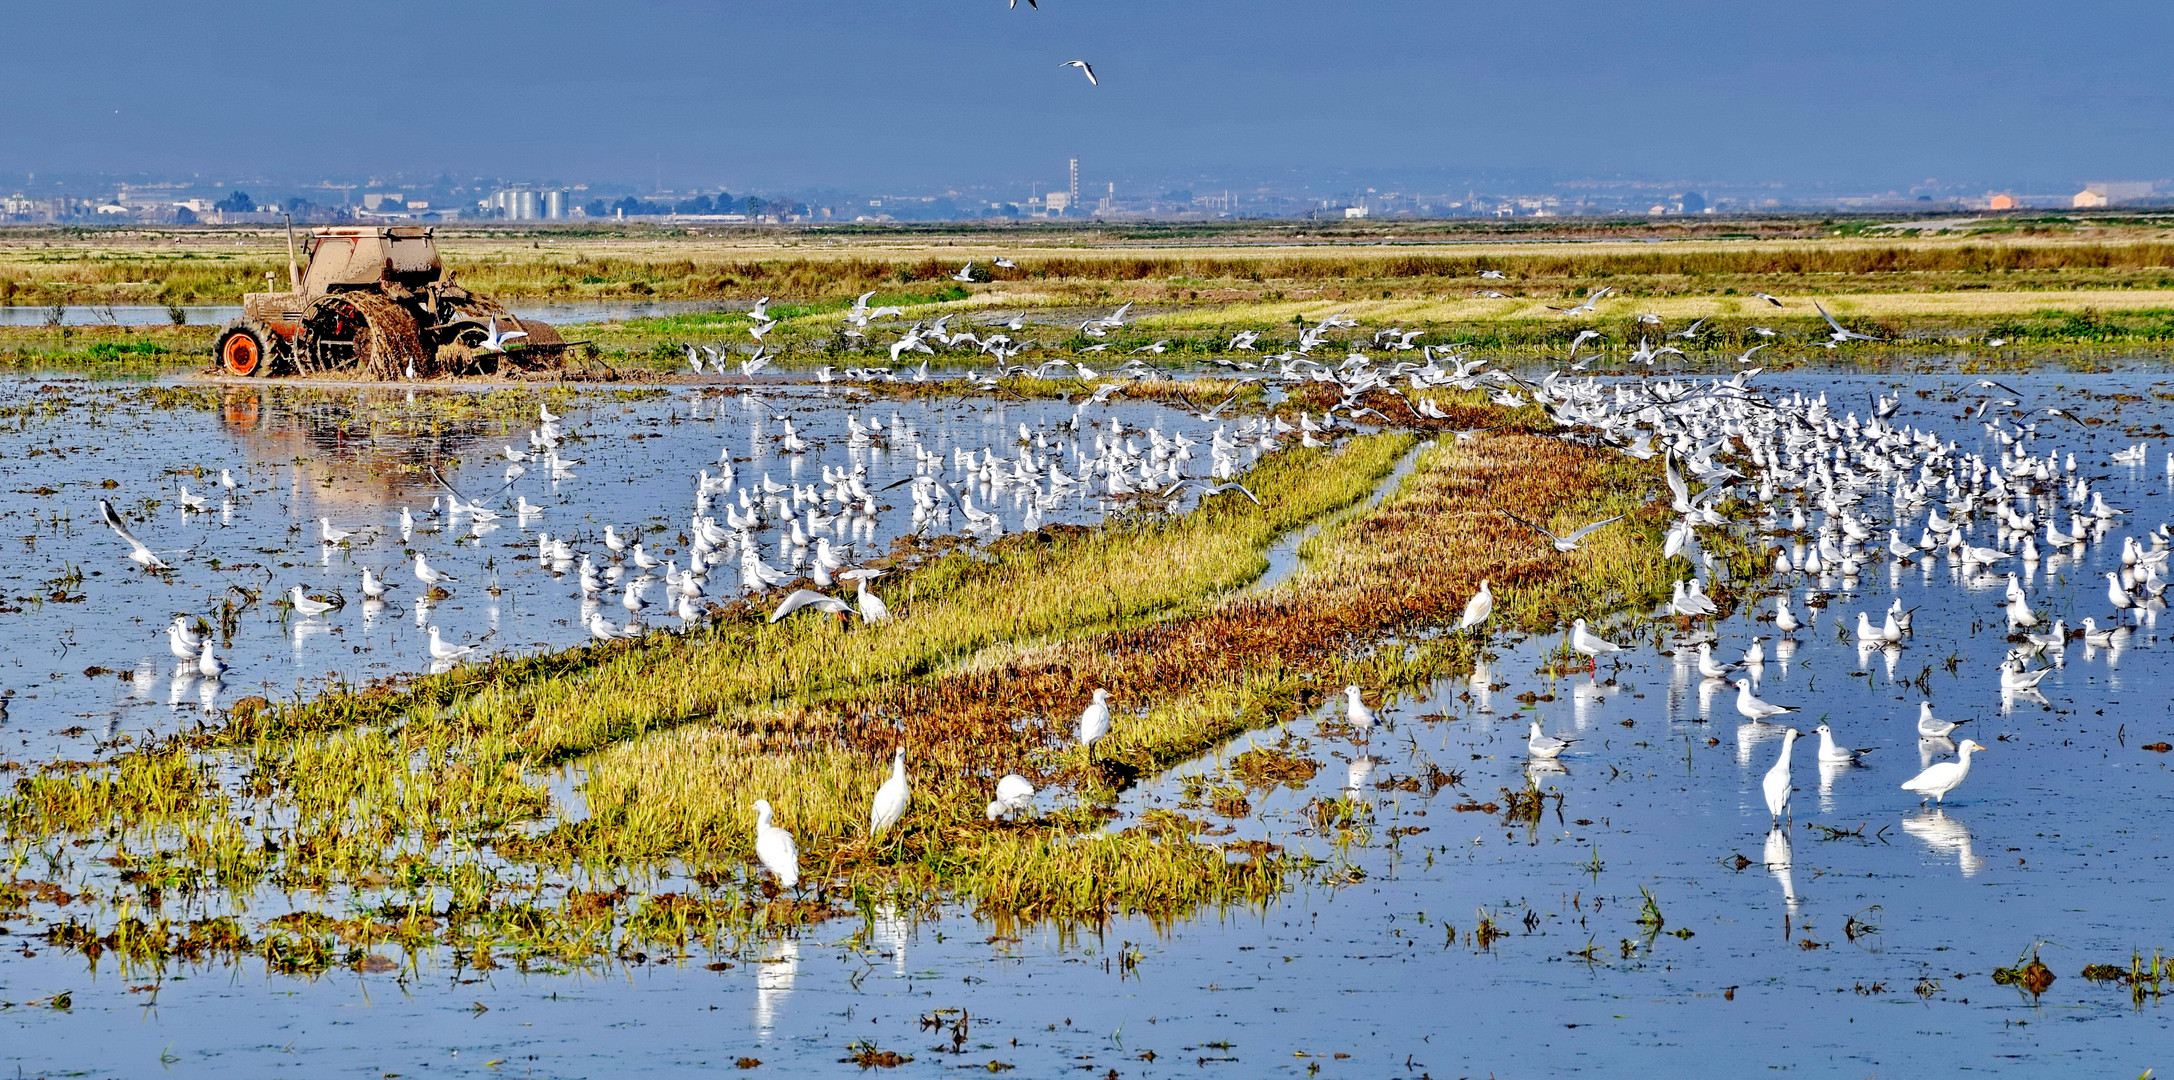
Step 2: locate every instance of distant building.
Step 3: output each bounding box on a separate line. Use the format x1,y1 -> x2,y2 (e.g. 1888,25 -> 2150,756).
2075,182 -> 2154,208
1646,204 -> 1669,215
1988,193 -> 2019,210
1044,191 -> 1071,213
1344,206 -> 1369,219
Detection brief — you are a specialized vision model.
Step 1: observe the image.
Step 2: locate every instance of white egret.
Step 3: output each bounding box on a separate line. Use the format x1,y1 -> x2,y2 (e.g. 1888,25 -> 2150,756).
1458,580 -> 1494,630
986,775 -> 1035,821
1077,688 -> 1111,750
1763,728 -> 1801,821
869,748 -> 909,835
752,800 -> 800,889
1901,740 -> 1986,804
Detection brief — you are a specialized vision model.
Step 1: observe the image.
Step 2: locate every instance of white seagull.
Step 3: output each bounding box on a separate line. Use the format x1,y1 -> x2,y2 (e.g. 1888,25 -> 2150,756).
1061,59 -> 1098,85
97,498 -> 169,570
1733,679 -> 1796,722
1527,719 -> 1572,760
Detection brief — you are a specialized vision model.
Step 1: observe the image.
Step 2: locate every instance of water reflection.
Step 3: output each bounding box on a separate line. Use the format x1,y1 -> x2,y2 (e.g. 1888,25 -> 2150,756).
1901,809 -> 1987,877
1763,825 -> 1799,915
753,935 -> 800,1042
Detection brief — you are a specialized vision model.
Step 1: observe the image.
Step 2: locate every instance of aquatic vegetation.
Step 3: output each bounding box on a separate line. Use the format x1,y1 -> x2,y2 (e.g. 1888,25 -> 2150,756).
0,382 -> 1686,974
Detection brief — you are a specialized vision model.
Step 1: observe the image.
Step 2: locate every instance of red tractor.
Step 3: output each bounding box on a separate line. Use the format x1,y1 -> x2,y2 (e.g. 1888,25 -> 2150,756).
213,225 -> 562,378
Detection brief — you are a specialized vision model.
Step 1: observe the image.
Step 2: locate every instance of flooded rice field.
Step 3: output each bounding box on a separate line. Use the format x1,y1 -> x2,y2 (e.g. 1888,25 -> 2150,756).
5,365 -> 2174,1077
0,378 -> 1227,765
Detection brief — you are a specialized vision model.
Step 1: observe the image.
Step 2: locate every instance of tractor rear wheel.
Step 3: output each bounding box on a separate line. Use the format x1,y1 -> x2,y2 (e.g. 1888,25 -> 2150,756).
297,293 -> 428,379
212,317 -> 283,377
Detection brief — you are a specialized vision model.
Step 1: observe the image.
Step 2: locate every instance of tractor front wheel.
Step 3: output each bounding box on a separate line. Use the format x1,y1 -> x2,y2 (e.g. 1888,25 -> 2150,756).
212,317 -> 283,377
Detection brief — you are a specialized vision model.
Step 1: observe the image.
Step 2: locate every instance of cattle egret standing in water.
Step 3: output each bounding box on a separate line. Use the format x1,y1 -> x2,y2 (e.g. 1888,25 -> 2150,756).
1902,740 -> 1986,804
1763,728 -> 1801,821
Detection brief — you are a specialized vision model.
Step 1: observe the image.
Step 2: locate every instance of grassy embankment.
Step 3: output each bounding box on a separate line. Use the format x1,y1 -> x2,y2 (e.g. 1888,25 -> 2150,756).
0,386 -> 1720,976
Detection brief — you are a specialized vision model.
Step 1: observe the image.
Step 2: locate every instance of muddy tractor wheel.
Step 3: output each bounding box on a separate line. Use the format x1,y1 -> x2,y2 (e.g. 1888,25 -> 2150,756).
297,293 -> 429,379
213,317 -> 283,377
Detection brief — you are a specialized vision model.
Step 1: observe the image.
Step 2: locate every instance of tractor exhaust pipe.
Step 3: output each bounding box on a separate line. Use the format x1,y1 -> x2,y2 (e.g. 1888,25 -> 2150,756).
283,214 -> 301,293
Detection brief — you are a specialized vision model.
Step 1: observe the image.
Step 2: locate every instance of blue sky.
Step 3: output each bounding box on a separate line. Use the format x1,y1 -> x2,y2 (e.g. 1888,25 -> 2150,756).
5,0 -> 2169,193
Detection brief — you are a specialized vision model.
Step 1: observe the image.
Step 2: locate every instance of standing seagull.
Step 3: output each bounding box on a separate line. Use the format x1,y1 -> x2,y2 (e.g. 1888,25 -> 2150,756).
1062,60 -> 1098,85
1569,619 -> 1625,669
1344,685 -> 1377,737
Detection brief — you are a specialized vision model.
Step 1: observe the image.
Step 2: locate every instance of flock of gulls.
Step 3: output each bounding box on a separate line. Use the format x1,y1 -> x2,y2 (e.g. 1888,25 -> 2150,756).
86,277 -> 2151,892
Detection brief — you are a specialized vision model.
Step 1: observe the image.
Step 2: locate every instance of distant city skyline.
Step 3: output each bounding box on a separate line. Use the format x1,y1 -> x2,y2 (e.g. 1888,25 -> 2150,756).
1,161 -> 2163,227
2,1 -> 2169,198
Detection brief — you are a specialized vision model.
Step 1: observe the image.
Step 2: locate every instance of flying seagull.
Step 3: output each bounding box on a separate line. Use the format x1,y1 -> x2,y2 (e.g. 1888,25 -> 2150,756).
97,498 -> 168,569
1815,301 -> 1885,345
1500,510 -> 1625,553
1062,60 -> 1098,85
1545,286 -> 1614,316
1011,0 -> 1038,7
1752,292 -> 1785,307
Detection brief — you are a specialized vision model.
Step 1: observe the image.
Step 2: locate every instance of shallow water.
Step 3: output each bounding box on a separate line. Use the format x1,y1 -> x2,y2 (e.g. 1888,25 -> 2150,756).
7,367 -> 2174,1077
0,378 -> 1226,765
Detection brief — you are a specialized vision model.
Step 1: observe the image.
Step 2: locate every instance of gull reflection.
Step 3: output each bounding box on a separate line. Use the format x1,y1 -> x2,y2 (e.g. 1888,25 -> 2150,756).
1571,680 -> 1616,728
1524,758 -> 1568,784
754,935 -> 800,1043
1918,735 -> 1954,772
168,669 -> 197,708
2000,686 -> 2049,713
1697,676 -> 1724,719
293,618 -> 330,655
1345,755 -> 1379,800
1901,808 -> 1986,877
1816,755 -> 1861,809
1763,825 -> 1799,915
1469,660 -> 1493,714
1737,721 -> 1786,766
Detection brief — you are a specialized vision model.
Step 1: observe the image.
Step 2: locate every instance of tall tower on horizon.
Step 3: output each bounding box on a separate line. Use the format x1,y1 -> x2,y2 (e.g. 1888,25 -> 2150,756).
1068,158 -> 1079,204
